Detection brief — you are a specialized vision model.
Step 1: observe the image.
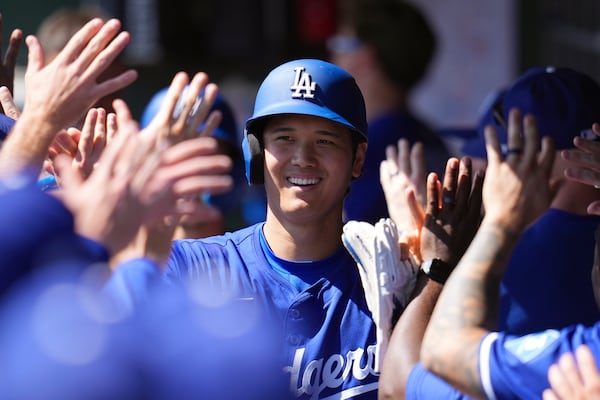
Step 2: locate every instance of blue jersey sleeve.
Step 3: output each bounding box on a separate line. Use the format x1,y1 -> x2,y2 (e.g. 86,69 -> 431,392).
406,362 -> 472,400
105,224 -> 264,311
103,258 -> 162,312
480,324 -> 600,400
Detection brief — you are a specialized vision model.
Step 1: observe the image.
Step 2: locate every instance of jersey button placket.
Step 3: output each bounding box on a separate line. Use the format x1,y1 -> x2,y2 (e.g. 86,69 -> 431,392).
286,308 -> 303,345
288,333 -> 301,346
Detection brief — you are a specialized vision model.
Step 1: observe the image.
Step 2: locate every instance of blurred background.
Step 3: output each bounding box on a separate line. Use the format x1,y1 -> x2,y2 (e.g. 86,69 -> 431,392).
2,0 -> 599,145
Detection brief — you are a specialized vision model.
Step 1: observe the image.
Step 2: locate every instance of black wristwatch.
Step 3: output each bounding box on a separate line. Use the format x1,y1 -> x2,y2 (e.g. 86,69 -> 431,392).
420,259 -> 453,284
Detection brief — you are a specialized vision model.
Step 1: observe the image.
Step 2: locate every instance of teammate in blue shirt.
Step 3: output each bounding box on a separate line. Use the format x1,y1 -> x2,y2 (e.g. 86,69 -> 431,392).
110,59 -> 381,399
419,109 -> 600,399
380,67 -> 600,400
328,0 -> 450,224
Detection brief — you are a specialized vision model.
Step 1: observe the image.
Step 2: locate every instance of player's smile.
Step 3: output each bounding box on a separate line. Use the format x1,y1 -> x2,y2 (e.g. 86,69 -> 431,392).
287,176 -> 321,187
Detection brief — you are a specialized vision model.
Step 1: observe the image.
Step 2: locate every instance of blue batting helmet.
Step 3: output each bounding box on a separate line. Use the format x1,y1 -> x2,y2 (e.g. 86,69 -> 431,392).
242,59 -> 368,185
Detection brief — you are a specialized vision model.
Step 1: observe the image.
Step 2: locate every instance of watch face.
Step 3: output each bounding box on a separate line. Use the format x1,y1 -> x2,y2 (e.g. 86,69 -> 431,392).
420,259 -> 452,284
422,260 -> 433,274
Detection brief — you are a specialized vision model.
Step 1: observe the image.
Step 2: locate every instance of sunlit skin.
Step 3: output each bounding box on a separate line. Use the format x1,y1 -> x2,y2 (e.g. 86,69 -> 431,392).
261,114 -> 367,261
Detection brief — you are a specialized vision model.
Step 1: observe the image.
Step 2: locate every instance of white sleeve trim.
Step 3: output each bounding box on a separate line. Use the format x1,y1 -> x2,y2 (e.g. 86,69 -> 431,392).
479,332 -> 499,400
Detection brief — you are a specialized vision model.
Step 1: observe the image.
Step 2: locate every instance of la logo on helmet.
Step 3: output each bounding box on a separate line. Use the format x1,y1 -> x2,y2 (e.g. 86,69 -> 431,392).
291,67 -> 316,99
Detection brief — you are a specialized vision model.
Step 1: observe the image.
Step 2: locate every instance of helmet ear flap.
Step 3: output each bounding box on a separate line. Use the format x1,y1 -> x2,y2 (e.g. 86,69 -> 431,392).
242,130 -> 264,185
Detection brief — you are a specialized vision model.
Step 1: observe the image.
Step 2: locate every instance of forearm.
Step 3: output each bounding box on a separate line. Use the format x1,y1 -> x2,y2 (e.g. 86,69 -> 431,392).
379,274 -> 443,400
420,219 -> 520,399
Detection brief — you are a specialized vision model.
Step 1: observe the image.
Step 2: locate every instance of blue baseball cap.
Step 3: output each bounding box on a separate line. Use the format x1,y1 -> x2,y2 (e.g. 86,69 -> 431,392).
461,88 -> 508,158
462,66 -> 600,158
502,66 -> 600,149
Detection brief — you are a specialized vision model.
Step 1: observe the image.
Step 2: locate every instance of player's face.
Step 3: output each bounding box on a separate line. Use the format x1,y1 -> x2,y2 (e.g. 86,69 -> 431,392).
262,114 -> 366,223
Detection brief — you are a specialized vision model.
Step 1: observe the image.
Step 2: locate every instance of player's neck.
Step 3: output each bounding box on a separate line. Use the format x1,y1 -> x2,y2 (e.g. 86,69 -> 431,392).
263,213 -> 343,261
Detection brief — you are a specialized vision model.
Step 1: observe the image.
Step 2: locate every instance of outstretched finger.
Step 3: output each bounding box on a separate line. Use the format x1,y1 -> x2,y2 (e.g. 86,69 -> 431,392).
106,112 -> 118,144
505,108 -> 524,163
147,72 -> 189,139
521,113 -> 540,168
0,86 -> 20,119
76,19 -> 122,70
397,139 -> 410,174
541,388 -> 559,400
53,153 -> 84,191
4,29 -> 23,72
77,108 -> 99,165
171,72 -> 210,139
409,142 -> 425,178
453,157 -> 473,213
57,18 -> 104,64
88,30 -> 136,97
24,35 -> 45,75
112,98 -> 136,130
538,136 -> 556,179
425,172 -> 440,217
186,81 -> 219,139
198,110 -> 222,138
439,158 -> 459,215
484,124 -> 503,166
575,345 -> 600,389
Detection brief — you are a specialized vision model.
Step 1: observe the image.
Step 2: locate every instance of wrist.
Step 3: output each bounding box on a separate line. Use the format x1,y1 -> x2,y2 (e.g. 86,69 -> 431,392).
481,214 -> 523,234
420,258 -> 454,284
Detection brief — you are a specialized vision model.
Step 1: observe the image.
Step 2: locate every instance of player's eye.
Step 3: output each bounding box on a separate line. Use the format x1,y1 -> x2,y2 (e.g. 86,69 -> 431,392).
317,138 -> 334,145
275,135 -> 293,142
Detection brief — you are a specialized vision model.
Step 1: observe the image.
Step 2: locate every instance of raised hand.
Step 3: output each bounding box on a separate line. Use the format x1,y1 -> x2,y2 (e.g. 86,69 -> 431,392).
46,107 -> 113,180
142,71 -> 221,144
22,18 -> 137,129
380,139 -> 427,255
420,109 -> 557,399
420,156 -> 483,268
482,108 -> 556,232
0,18 -> 137,177
562,122 -> 600,215
543,345 -> 600,400
0,14 -> 22,103
55,98 -> 232,256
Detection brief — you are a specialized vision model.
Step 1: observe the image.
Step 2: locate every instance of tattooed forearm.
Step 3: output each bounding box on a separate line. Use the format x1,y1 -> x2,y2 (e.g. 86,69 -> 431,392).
421,222 -> 521,399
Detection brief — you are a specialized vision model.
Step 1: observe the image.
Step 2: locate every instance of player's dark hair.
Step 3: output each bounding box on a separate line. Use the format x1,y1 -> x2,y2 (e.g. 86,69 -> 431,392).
341,0 -> 437,91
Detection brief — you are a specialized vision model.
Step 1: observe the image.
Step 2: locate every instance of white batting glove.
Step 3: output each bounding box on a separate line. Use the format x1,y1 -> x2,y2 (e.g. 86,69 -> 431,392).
342,218 -> 418,372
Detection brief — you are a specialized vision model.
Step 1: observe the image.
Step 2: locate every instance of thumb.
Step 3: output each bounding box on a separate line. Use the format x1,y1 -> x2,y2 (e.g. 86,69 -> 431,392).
25,35 -> 44,74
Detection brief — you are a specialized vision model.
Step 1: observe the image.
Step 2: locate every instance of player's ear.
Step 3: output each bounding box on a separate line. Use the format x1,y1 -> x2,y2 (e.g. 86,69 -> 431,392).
352,142 -> 367,178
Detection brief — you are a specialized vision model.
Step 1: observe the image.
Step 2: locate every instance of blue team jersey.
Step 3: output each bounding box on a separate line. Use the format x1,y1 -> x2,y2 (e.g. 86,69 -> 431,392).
499,208 -> 600,334
110,222 -> 379,399
480,323 -> 600,399
404,209 -> 600,398
406,324 -> 600,400
406,362 -> 472,400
